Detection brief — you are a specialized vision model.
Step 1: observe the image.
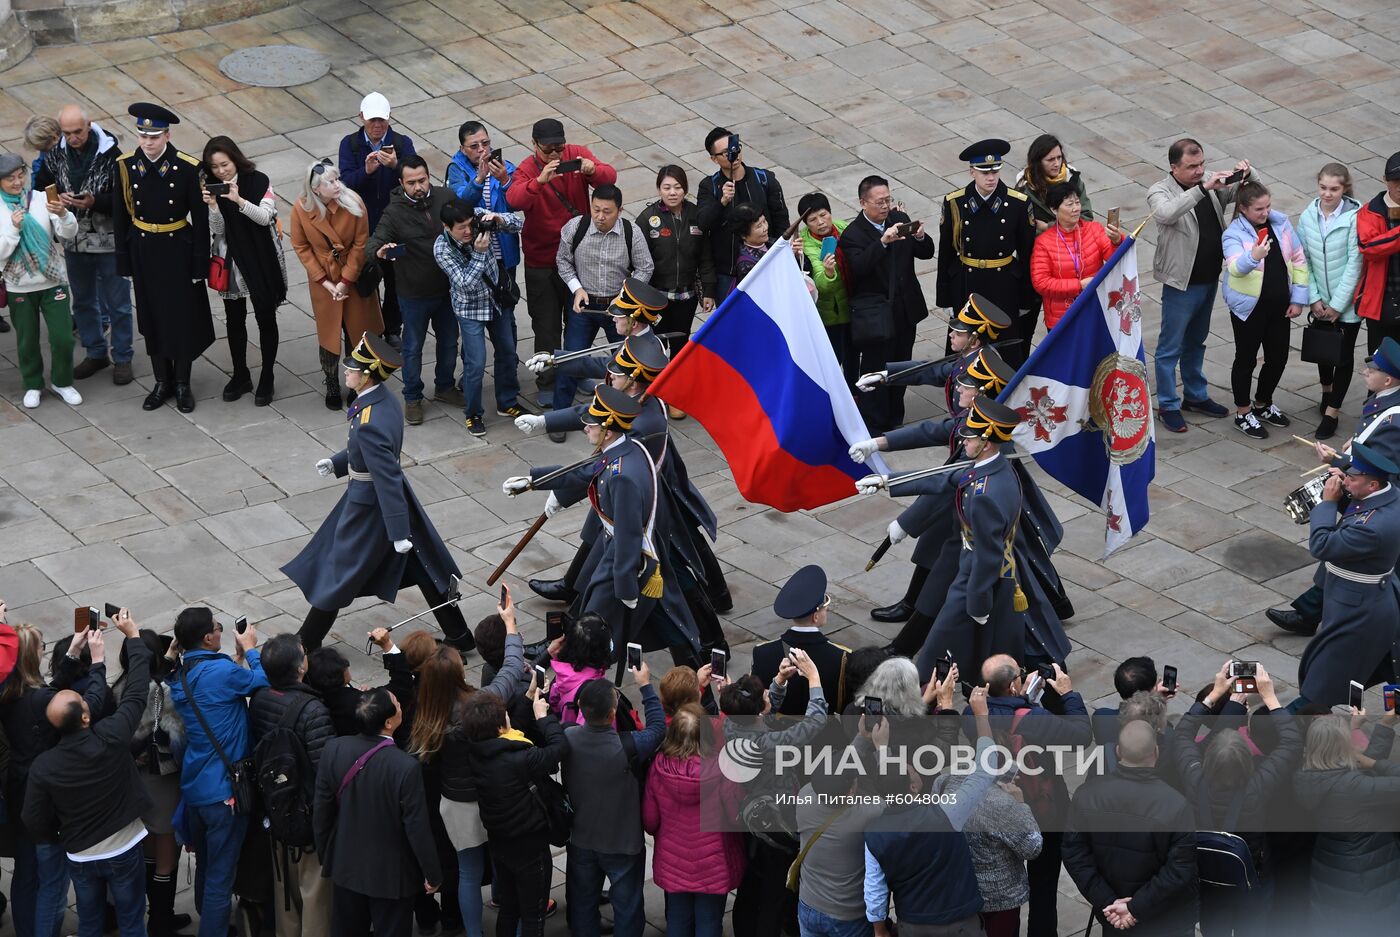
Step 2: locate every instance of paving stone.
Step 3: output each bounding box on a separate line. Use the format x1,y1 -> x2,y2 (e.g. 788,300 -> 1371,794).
33,541 -> 146,593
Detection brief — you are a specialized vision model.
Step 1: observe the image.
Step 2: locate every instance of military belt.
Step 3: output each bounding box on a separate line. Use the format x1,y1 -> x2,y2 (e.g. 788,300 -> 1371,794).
347,468 -> 372,482
132,217 -> 189,234
959,255 -> 1014,270
1324,562 -> 1389,584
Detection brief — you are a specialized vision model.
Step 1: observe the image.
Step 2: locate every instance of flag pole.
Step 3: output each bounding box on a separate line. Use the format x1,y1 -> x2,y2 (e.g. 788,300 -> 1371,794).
1130,217 -> 1149,239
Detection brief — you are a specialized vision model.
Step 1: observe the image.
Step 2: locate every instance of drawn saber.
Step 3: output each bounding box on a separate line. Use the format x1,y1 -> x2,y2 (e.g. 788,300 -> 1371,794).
883,339 -> 1023,383
364,574 -> 462,654
550,332 -> 685,365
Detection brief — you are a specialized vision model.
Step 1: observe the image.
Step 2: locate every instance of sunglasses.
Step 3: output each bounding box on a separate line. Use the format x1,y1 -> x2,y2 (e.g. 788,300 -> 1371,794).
309,157 -> 333,185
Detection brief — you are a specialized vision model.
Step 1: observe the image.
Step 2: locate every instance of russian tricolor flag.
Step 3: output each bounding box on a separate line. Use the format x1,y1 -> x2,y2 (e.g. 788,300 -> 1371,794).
649,238 -> 888,512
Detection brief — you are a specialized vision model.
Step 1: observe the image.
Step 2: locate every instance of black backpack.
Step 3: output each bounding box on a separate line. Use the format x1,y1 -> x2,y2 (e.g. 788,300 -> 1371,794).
253,690 -> 316,849
1195,786 -> 1258,890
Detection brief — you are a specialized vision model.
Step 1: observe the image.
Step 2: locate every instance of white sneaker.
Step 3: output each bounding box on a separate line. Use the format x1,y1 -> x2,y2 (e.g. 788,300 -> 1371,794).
51,385 -> 82,406
22,389 -> 40,409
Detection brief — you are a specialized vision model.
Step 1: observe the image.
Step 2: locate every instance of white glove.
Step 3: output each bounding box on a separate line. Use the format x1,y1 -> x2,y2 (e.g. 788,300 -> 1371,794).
887,520 -> 907,545
544,492 -> 563,518
849,438 -> 880,464
855,371 -> 887,392
855,474 -> 887,495
315,458 -> 334,477
526,353 -> 554,374
971,613 -> 989,625
621,597 -> 637,610
515,414 -> 546,435
503,475 -> 532,496
394,539 -> 412,554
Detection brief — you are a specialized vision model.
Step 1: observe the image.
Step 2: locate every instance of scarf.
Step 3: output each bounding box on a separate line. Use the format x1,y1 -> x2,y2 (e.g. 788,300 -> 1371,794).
1045,163 -> 1069,187
2,189 -> 51,277
499,727 -> 532,744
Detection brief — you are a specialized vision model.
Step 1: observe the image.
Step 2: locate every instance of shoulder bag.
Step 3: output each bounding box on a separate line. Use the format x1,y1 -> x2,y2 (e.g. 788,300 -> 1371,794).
527,773 -> 574,847
178,659 -> 259,817
335,737 -> 395,804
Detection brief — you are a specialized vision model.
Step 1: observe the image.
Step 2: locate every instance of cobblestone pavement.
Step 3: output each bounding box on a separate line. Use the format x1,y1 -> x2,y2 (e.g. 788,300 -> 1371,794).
2,0 -> 1399,932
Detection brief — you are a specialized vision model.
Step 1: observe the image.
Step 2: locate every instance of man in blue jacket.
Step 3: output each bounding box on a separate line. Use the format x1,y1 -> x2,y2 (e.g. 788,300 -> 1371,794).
338,91 -> 417,344
168,607 -> 267,937
446,120 -> 521,283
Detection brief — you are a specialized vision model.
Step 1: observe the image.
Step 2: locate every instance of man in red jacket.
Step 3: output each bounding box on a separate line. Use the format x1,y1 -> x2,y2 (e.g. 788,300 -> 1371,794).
505,117 -> 617,399
1356,151 -> 1400,355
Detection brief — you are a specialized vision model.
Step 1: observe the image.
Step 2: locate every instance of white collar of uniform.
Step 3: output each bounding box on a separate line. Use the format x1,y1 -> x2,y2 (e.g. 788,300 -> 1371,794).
975,451 -> 1001,468
788,625 -> 821,633
356,383 -> 383,403
1363,484 -> 1393,501
631,325 -> 652,337
602,435 -> 630,456
1377,385 -> 1400,400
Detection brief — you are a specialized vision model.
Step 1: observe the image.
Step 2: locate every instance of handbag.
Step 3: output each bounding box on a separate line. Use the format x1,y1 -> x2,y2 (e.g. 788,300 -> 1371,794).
489,260 -> 521,311
208,255 -> 229,292
317,228 -> 381,299
526,775 -> 574,847
847,232 -> 897,349
178,660 -> 259,817
1300,313 -> 1344,366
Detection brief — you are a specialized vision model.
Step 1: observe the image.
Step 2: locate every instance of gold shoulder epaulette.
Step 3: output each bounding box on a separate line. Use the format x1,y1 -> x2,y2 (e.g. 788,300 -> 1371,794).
1006,188 -> 1028,201
119,151 -> 135,162
359,405 -> 372,424
176,151 -> 200,166
830,642 -> 853,654
945,190 -> 963,202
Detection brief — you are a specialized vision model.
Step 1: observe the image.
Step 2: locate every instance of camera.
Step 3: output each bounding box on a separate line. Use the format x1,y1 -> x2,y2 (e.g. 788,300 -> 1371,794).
475,215 -> 502,233
725,133 -> 741,164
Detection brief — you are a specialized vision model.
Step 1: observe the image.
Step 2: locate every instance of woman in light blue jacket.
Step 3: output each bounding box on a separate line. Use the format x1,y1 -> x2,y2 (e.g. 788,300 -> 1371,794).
1296,163 -> 1363,439
1221,181 -> 1308,440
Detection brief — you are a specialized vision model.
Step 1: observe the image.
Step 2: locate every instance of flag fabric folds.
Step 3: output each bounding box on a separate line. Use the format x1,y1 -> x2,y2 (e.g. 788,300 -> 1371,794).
998,236 -> 1155,557
648,239 -> 888,512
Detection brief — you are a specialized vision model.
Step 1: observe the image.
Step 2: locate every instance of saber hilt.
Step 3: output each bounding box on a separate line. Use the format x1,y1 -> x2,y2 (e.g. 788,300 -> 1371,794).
549,333 -> 686,365
865,535 -> 892,572
364,575 -> 463,654
884,339 -> 1023,383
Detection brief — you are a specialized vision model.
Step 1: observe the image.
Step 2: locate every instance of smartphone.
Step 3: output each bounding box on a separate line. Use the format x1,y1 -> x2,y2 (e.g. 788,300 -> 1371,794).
104,602 -> 121,619
1229,660 -> 1258,694
533,662 -> 550,691
895,220 -> 918,237
819,236 -> 837,261
45,183 -> 59,202
1037,663 -> 1056,682
1106,207 -> 1120,229
383,244 -> 407,260
380,143 -> 395,154
489,148 -> 503,165
1349,680 -> 1365,710
234,616 -> 248,635
1384,684 -> 1399,713
74,606 -> 99,633
935,651 -> 952,682
626,642 -> 643,671
863,695 -> 884,718
1222,168 -> 1246,185
1162,664 -> 1178,694
1256,226 -> 1270,245
556,158 -> 582,174
500,584 -> 509,606
545,610 -> 566,642
710,648 -> 727,681
1024,673 -> 1045,704
205,181 -> 230,197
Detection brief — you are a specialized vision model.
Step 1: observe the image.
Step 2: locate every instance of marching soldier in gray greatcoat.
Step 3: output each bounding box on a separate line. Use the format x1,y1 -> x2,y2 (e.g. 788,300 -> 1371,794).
1296,441 -> 1400,708
284,333 -> 472,652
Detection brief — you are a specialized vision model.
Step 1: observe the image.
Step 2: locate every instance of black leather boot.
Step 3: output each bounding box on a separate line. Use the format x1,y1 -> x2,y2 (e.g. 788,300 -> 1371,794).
174,383 -> 195,413
529,578 -> 577,603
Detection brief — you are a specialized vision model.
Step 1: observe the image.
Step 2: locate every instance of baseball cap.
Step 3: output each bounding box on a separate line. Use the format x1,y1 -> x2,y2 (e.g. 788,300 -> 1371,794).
360,92 -> 391,121
532,118 -> 566,146
1385,150 -> 1400,181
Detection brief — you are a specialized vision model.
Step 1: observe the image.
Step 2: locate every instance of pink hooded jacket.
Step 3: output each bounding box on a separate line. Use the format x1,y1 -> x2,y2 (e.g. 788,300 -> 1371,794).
642,753 -> 747,894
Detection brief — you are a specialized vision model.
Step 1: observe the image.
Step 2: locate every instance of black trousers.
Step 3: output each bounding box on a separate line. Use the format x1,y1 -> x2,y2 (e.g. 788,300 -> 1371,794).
1025,830 -> 1062,937
1366,314 -> 1400,354
858,318 -> 917,434
380,261 -> 402,337
223,295 -> 280,374
491,835 -> 552,937
297,552 -> 470,651
1318,319 -> 1362,410
1229,302 -> 1290,408
732,836 -> 797,937
658,294 -> 700,358
331,886 -> 413,937
150,356 -> 192,384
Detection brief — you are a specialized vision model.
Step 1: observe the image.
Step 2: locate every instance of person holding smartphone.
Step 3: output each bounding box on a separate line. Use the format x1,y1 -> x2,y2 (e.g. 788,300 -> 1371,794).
446,120 -> 521,293
1221,180 -> 1308,439
750,565 -> 851,716
797,192 -> 857,387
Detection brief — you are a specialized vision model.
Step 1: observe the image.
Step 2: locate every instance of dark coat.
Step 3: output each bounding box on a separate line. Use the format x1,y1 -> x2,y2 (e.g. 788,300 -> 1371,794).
695,165 -> 788,278
1299,486 -> 1400,705
839,209 -> 935,332
248,684 -> 337,801
752,628 -> 851,716
337,127 -> 417,232
365,184 -> 455,300
935,179 -> 1035,313
112,144 -> 214,360
1292,723 -> 1400,929
1062,765 -> 1199,937
464,715 -> 567,838
0,659 -> 112,813
313,732 -> 441,898
638,198 -> 716,298
282,385 -> 461,610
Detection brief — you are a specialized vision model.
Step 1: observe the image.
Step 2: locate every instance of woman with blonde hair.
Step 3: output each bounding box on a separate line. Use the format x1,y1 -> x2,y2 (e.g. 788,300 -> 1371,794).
289,158 -> 383,409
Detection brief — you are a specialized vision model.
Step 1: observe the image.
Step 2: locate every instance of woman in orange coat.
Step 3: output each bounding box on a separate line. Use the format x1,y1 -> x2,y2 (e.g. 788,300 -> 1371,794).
1029,184 -> 1123,329
290,159 -> 384,409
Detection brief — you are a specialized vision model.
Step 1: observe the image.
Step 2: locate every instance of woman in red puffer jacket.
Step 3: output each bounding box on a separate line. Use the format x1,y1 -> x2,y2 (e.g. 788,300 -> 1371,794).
643,703 -> 746,937
1030,183 -> 1124,329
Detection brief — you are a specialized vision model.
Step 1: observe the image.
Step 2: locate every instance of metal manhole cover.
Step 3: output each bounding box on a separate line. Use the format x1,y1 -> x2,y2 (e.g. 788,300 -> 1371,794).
219,45 -> 330,88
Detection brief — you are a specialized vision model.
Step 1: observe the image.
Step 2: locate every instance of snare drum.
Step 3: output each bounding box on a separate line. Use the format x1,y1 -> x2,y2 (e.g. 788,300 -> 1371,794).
1283,474 -> 1351,523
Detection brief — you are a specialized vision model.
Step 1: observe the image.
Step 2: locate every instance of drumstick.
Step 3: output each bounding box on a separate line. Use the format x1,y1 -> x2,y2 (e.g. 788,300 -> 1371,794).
1300,464 -> 1331,477
1292,434 -> 1319,447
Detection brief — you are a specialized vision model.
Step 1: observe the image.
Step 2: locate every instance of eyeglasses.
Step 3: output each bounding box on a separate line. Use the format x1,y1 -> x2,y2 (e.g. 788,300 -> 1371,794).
537,142 -> 566,156
309,157 -> 333,185
866,196 -> 895,207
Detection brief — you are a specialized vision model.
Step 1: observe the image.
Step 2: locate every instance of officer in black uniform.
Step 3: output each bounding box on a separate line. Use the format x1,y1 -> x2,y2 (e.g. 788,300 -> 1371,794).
936,140 -> 1036,366
113,103 -> 215,413
751,565 -> 851,716
283,333 -> 472,652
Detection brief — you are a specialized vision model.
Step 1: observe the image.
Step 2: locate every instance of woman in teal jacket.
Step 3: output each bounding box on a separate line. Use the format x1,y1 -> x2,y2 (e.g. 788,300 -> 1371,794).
796,193 -> 856,386
1297,163 -> 1363,439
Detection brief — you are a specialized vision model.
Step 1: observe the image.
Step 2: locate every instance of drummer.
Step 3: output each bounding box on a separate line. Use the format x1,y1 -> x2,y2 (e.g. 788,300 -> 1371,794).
1268,336 -> 1400,635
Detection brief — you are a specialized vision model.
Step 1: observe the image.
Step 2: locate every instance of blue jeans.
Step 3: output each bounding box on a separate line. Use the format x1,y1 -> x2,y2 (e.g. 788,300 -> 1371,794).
66,250 -> 134,363
188,801 -> 249,937
69,840 -> 147,937
566,845 -> 645,937
455,844 -> 487,937
665,892 -> 727,937
552,308 -> 619,412
399,293 -> 459,402
798,900 -> 873,937
14,834 -> 69,937
458,310 -> 520,418
1155,281 -> 1217,410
